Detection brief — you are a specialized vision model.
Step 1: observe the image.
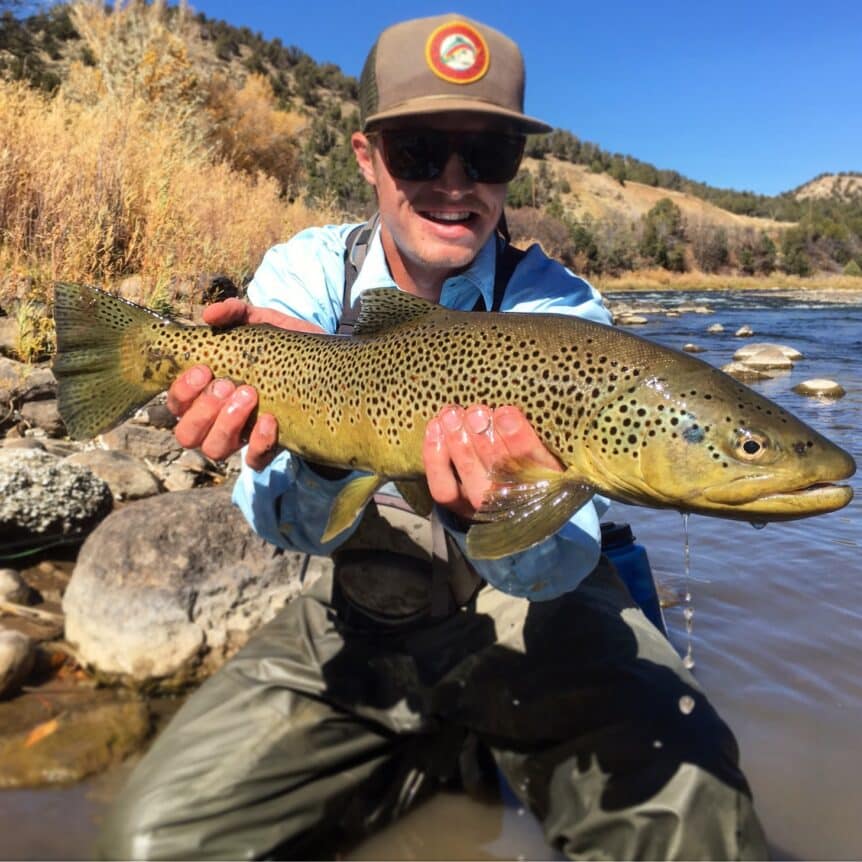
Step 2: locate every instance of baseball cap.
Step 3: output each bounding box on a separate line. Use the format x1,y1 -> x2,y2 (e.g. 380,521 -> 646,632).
359,14 -> 552,134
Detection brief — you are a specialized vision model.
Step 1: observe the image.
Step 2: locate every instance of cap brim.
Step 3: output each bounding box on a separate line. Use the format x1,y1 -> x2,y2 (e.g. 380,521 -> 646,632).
364,96 -> 552,134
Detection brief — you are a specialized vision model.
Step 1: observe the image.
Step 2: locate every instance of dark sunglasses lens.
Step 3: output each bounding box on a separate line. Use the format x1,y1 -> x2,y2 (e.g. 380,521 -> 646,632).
381,132 -> 446,181
461,134 -> 525,183
381,131 -> 524,183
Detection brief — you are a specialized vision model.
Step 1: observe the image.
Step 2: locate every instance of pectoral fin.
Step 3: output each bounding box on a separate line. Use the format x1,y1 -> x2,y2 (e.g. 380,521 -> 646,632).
466,465 -> 594,560
322,474 -> 385,544
394,478 -> 434,517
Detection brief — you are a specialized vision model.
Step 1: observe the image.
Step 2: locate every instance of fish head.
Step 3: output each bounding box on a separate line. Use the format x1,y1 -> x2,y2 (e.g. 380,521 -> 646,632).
583,359 -> 856,522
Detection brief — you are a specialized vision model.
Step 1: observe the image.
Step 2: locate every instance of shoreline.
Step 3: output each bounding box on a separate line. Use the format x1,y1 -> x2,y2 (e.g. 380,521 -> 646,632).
593,271 -> 862,300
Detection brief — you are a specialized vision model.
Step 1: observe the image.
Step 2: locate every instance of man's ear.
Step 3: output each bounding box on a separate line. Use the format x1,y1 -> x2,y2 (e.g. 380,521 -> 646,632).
351,132 -> 377,186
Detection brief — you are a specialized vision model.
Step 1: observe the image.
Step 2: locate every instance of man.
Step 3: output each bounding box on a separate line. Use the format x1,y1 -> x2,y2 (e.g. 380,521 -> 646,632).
99,14 -> 768,861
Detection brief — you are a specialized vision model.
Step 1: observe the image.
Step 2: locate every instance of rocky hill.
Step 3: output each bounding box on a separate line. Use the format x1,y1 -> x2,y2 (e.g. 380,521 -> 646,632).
793,173 -> 862,202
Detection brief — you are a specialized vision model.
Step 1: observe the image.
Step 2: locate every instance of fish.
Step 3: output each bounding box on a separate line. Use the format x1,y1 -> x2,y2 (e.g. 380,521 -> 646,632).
52,283 -> 856,559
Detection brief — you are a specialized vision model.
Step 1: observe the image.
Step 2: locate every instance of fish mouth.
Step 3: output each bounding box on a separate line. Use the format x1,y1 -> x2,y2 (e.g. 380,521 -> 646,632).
701,480 -> 854,519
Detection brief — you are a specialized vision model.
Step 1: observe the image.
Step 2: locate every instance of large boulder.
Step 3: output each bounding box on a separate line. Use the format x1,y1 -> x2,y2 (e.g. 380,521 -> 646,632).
62,487 -> 308,689
0,449 -> 113,548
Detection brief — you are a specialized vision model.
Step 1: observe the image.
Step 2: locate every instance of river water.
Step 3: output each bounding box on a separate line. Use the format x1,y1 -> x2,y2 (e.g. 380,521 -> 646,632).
2,290 -> 860,861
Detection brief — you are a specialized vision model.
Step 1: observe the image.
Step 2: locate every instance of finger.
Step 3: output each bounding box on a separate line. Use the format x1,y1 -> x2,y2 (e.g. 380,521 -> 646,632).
423,417 -> 468,514
245,412 -> 279,471
201,298 -> 249,327
167,365 -> 213,417
439,406 -> 492,511
174,378 -> 235,449
462,404 -> 504,471
494,406 -> 564,471
200,385 -> 258,461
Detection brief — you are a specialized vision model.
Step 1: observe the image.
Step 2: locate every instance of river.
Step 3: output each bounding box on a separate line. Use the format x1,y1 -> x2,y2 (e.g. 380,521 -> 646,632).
2,290 -> 860,860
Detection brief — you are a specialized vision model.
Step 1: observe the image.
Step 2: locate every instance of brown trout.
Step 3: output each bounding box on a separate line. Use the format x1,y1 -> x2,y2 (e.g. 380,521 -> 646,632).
52,283 -> 855,558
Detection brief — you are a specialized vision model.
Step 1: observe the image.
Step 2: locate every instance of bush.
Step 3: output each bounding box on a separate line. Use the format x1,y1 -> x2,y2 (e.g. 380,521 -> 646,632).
843,259 -> 862,277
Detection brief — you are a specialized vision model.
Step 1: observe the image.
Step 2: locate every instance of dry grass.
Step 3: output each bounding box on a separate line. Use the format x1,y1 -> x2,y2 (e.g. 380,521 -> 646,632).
594,269 -> 862,293
0,1 -> 334,336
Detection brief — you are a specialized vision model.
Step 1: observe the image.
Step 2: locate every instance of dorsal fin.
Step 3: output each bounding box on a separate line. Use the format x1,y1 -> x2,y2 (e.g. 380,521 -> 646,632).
354,287 -> 439,336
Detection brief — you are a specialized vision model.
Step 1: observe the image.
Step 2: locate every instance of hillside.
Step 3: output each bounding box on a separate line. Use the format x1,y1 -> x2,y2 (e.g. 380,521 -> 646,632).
0,1 -> 860,291
793,173 -> 862,202
538,159 -> 786,233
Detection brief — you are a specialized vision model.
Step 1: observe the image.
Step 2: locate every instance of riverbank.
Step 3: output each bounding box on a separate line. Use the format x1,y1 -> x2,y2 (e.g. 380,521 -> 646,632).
594,269 -> 862,297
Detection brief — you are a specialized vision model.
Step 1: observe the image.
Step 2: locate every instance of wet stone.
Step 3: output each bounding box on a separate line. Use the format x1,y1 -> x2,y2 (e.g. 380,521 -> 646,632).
793,379 -> 846,399
0,568 -> 31,604
0,629 -> 36,698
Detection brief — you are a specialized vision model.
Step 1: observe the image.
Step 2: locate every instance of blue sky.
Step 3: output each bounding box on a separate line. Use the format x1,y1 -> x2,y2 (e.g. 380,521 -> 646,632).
187,1 -> 860,196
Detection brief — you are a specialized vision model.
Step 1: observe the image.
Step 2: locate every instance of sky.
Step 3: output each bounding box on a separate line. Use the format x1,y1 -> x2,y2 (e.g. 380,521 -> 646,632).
178,1 -> 859,195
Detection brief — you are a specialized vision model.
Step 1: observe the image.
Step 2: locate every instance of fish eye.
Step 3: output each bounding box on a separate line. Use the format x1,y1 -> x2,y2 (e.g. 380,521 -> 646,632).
734,429 -> 771,461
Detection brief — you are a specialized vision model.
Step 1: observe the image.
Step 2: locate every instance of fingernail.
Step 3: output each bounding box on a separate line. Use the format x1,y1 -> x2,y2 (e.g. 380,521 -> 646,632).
496,408 -> 521,436
465,407 -> 490,434
212,379 -> 234,398
441,408 -> 462,432
234,386 -> 255,403
426,419 -> 443,442
187,366 -> 208,387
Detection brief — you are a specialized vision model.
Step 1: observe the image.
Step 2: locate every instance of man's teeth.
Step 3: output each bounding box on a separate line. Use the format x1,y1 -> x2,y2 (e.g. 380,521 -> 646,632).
425,211 -> 471,222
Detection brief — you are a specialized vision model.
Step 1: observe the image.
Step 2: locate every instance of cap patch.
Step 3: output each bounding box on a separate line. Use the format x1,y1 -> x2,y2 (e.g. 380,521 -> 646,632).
425,21 -> 490,85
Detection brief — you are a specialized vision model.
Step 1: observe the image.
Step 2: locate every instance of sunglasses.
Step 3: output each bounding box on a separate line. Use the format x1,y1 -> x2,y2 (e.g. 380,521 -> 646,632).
374,129 -> 526,184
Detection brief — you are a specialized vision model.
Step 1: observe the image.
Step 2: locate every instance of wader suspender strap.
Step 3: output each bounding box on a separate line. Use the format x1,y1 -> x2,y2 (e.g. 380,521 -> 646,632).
337,216 -> 527,616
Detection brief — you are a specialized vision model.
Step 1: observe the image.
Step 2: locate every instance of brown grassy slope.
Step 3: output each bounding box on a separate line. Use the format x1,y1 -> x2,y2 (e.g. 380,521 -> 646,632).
793,174 -> 862,201
531,157 -> 789,233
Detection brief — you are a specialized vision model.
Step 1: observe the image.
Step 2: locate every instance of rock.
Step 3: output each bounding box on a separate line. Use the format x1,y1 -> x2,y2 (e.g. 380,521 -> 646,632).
0,630 -> 36,698
63,487 -> 307,688
0,569 -> 31,604
616,314 -> 648,326
0,449 -> 113,548
116,275 -> 145,305
64,450 -> 162,501
19,398 -> 64,437
2,437 -> 46,451
665,311 -> 680,318
721,362 -> 773,383
0,693 -> 150,787
682,343 -> 705,353
707,323 -> 725,333
793,379 -> 846,399
0,358 -> 56,403
735,325 -> 755,337
733,342 -> 804,362
0,316 -> 17,356
161,449 -> 212,492
100,422 -> 183,463
130,401 -> 177,431
732,346 -> 794,371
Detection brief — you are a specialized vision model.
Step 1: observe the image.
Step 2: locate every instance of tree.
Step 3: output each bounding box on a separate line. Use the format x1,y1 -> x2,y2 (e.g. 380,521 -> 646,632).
691,224 -> 729,273
639,198 -> 685,270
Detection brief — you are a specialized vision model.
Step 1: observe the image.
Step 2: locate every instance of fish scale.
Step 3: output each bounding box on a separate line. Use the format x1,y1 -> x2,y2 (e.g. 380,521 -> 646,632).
52,283 -> 855,559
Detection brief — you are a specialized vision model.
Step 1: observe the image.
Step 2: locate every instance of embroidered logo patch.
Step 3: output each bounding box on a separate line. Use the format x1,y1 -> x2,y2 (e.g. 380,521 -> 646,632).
425,21 -> 490,85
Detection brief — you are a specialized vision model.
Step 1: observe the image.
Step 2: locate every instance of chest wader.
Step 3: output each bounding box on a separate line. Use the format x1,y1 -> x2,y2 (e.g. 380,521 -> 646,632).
331,215 -> 525,627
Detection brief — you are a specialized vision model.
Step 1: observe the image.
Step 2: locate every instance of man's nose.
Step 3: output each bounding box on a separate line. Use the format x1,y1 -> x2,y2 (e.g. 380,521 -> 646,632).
436,150 -> 474,191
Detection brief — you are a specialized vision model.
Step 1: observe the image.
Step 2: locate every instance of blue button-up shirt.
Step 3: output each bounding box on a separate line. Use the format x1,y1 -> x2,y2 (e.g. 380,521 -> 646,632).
232,222 -> 613,600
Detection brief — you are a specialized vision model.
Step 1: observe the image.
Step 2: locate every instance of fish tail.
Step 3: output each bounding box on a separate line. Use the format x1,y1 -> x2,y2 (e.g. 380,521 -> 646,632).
52,283 -> 175,440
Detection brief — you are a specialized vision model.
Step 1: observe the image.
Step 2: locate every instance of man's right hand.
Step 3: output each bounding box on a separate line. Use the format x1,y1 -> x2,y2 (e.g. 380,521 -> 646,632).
166,299 -> 325,470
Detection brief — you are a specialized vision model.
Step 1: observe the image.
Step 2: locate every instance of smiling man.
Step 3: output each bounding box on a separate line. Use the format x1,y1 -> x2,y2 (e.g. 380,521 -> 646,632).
99,14 -> 768,861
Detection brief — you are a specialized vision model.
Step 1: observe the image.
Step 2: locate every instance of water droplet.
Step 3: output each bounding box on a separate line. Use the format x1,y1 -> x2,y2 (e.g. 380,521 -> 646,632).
653,739 -> 663,748
517,807 -> 526,817
680,512 -> 696,671
750,520 -> 768,530
679,695 -> 695,715
512,698 -> 521,707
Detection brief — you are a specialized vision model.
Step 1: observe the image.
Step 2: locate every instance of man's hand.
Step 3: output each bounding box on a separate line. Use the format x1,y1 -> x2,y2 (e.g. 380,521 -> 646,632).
166,299 -> 324,470
423,404 -> 564,522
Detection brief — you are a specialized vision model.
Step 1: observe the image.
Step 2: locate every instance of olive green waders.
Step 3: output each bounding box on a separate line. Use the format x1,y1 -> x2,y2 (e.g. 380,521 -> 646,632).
98,505 -> 767,860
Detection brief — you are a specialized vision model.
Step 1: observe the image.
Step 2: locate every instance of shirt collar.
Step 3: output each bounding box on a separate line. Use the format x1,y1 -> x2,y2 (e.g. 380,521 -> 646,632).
352,223 -> 499,312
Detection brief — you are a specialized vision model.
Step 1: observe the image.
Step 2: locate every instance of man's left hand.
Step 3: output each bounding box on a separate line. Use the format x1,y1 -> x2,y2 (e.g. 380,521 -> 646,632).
423,404 -> 564,522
